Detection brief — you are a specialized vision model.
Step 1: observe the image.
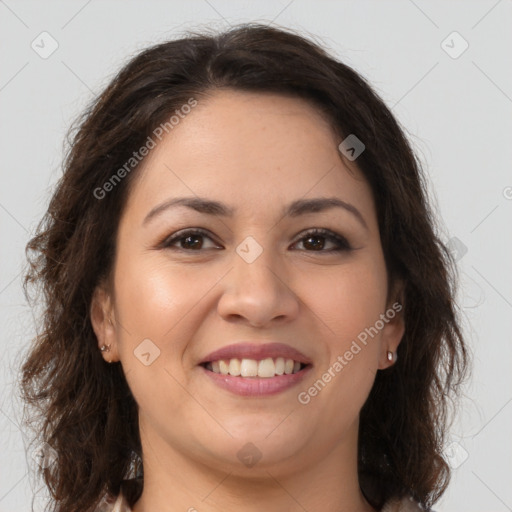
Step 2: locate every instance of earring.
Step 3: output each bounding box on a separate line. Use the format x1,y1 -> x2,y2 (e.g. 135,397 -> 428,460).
100,344 -> 112,363
387,350 -> 394,362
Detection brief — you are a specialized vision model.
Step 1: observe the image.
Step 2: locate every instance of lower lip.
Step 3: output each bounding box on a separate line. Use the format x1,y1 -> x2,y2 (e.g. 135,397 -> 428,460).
200,365 -> 313,396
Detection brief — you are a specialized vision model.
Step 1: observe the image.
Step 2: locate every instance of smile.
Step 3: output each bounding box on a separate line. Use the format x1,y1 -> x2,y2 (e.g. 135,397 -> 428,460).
202,357 -> 307,378
200,357 -> 313,396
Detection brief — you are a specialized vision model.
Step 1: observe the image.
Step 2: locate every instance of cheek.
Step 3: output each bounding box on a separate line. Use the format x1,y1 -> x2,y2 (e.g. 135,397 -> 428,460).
111,256 -> 207,416
112,253 -> 227,370
303,255 -> 388,345
295,256 -> 387,412
114,255 -> 207,333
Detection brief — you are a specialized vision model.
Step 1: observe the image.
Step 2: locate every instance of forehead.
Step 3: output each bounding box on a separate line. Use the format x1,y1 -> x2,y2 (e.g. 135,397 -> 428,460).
122,90 -> 375,225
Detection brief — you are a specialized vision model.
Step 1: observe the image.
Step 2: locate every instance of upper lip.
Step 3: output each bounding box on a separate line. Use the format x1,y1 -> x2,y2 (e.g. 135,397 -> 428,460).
199,342 -> 312,365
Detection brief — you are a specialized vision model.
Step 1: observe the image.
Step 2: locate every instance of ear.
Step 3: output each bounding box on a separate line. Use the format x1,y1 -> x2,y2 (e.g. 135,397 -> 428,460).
378,281 -> 405,370
90,284 -> 120,363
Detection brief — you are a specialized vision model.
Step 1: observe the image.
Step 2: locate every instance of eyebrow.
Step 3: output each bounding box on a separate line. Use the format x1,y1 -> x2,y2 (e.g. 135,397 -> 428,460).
143,196 -> 368,230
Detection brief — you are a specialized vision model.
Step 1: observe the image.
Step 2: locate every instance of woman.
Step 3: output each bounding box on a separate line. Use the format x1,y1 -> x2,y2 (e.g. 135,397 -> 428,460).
21,24 -> 469,512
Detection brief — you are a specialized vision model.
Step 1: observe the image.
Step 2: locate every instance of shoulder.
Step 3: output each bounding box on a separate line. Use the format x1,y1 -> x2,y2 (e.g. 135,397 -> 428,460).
381,495 -> 435,512
96,481 -> 433,512
94,479 -> 142,512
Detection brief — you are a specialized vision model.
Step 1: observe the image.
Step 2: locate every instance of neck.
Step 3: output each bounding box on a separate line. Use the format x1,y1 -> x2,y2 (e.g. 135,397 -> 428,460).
132,418 -> 376,512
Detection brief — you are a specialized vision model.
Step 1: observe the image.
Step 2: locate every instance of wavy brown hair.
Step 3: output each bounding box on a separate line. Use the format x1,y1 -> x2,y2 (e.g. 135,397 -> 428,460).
21,23 -> 469,512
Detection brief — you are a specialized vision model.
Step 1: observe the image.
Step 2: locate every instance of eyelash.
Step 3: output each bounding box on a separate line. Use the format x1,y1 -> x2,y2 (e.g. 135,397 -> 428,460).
159,227 -> 352,253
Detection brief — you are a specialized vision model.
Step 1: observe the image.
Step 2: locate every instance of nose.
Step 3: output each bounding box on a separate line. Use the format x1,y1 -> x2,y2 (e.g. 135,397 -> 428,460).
217,241 -> 300,328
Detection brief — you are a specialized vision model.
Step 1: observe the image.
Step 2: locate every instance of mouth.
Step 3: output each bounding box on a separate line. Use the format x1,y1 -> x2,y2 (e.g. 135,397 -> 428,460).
198,342 -> 313,396
200,357 -> 311,378
199,360 -> 312,396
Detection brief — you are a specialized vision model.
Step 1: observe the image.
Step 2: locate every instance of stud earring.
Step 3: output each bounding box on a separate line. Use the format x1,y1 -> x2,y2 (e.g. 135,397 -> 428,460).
100,344 -> 113,363
387,350 -> 394,362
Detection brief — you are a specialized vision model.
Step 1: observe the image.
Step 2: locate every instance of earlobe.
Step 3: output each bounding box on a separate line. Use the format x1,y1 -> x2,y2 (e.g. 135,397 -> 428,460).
378,294 -> 405,370
90,285 -> 119,363
378,318 -> 404,369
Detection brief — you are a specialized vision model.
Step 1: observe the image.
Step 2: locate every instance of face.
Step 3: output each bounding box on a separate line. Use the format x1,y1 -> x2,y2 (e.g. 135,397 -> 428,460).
91,90 -> 404,479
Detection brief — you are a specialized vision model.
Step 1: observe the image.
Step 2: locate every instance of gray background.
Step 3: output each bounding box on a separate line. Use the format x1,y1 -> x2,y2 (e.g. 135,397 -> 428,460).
1,1 -> 511,510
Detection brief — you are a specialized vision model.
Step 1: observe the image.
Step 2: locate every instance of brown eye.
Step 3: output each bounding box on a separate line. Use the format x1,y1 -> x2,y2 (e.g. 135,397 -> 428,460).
292,229 -> 351,252
177,234 -> 204,250
161,229 -> 221,251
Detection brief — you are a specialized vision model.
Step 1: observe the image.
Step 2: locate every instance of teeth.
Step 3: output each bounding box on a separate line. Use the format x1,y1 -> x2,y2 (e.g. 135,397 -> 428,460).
229,358 -> 241,376
219,360 -> 229,375
275,357 -> 285,375
257,357 -> 275,378
207,357 -> 304,377
240,358 -> 258,377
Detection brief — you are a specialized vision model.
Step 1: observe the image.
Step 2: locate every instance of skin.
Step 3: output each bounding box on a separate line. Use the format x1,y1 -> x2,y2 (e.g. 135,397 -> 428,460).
91,90 -> 405,512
